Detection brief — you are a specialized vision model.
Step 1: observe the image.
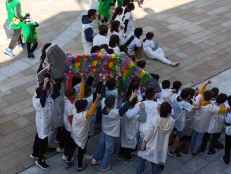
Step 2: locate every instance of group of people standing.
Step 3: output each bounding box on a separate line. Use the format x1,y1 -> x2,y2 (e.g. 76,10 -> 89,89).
5,0 -> 230,173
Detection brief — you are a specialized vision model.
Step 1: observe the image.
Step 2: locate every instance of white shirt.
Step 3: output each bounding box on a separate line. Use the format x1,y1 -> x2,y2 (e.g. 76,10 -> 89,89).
159,89 -> 173,102
93,34 -> 109,46
126,36 -> 142,56
143,39 -> 159,52
63,97 -> 74,132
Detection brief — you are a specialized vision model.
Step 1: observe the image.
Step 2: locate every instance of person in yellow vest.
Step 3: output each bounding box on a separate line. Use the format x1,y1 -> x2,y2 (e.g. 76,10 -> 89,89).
4,0 -> 26,57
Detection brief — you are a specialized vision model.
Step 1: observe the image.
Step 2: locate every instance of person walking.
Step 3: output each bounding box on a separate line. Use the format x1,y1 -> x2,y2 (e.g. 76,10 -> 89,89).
4,0 -> 25,57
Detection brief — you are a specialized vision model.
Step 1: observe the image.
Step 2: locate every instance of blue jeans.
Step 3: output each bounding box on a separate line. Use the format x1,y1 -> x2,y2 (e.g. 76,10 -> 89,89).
136,157 -> 164,174
191,130 -> 204,154
93,132 -> 115,169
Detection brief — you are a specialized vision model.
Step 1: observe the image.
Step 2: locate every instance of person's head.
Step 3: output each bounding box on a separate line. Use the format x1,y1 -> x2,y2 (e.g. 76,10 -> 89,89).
159,102 -> 172,118
91,46 -> 101,53
146,32 -> 154,40
84,86 -> 92,98
162,80 -> 171,89
180,88 -> 190,100
72,74 -> 82,87
125,2 -> 135,12
75,99 -> 88,113
136,60 -> 146,69
106,78 -> 116,90
203,90 -> 213,102
134,27 -> 143,38
86,76 -> 94,87
228,95 -> 231,107
110,20 -> 120,33
145,87 -> 155,100
109,35 -> 120,48
100,44 -> 109,52
99,25 -> 108,36
216,93 -> 227,105
172,81 -> 182,93
112,7 -> 123,20
211,87 -> 219,99
87,9 -> 97,21
150,73 -> 160,82
105,95 -> 116,109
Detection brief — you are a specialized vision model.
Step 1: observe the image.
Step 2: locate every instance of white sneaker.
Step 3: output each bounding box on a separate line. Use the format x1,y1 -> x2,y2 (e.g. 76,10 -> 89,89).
56,147 -> 64,153
62,154 -> 67,161
4,48 -> 15,57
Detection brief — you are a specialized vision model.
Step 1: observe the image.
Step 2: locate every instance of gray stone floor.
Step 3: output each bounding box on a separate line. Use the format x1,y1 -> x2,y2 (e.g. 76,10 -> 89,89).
0,0 -> 231,173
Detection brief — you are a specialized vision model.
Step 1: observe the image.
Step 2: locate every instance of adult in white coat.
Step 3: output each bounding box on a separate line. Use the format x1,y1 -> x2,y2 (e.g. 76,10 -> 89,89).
93,24 -> 109,47
137,102 -> 175,174
143,32 -> 180,67
122,3 -> 135,39
31,78 -> 53,169
81,9 -> 97,53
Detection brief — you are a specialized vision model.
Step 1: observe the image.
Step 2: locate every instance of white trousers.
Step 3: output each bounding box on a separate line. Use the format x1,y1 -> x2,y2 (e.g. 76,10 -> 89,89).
144,47 -> 173,65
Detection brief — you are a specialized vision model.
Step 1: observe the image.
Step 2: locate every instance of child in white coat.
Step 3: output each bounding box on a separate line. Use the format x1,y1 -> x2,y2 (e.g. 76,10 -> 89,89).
137,102 -> 175,174
31,78 -> 53,169
143,32 -> 179,67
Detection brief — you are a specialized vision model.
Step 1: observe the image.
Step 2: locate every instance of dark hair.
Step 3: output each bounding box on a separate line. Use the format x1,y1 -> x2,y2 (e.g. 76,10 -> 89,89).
159,102 -> 172,118
100,44 -> 109,51
126,77 -> 140,99
105,95 -> 116,109
180,88 -> 190,100
86,76 -> 94,87
203,90 -> 213,101
88,9 -> 97,18
124,2 -> 135,13
109,35 -> 120,48
37,42 -> 52,73
72,75 -> 82,87
216,93 -> 227,104
172,81 -> 182,93
162,80 -> 171,89
211,87 -> 219,99
91,46 -> 101,53
112,7 -> 123,21
137,60 -> 146,69
106,78 -> 116,90
145,87 -> 155,100
110,20 -> 120,33
150,73 -> 160,81
146,32 -> 154,40
75,99 -> 88,113
99,25 -> 108,36
134,27 -> 143,38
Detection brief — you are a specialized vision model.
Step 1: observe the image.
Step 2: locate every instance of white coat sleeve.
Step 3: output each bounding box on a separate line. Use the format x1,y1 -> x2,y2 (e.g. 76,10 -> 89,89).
126,103 -> 140,119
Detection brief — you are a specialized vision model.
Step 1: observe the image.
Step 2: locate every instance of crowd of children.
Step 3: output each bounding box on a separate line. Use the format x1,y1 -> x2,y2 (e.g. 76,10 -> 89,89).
30,0 -> 231,173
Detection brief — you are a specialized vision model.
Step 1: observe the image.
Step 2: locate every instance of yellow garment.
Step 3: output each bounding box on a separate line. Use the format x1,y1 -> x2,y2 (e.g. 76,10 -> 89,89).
85,101 -> 97,120
218,104 -> 227,114
79,81 -> 85,99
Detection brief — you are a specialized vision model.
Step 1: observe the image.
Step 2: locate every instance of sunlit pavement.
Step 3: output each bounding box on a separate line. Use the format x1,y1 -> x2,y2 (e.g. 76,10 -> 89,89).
0,0 -> 231,173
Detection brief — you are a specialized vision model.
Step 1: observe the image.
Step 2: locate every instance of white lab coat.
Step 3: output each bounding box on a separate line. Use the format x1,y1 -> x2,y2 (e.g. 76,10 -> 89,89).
93,34 -> 109,47
63,97 -> 74,132
193,103 -> 219,133
143,39 -> 173,65
138,116 -> 175,164
71,110 -> 91,149
126,100 -> 159,137
33,95 -> 53,139
81,23 -> 94,53
121,112 -> 139,149
159,89 -> 173,103
123,12 -> 134,38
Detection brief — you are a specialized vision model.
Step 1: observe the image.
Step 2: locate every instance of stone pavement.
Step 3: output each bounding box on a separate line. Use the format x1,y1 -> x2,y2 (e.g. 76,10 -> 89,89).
0,0 -> 231,173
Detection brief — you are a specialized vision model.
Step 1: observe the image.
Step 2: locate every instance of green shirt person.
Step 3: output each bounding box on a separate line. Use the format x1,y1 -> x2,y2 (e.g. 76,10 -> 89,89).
5,0 -> 24,30
20,16 -> 39,58
4,0 -> 26,57
98,0 -> 115,22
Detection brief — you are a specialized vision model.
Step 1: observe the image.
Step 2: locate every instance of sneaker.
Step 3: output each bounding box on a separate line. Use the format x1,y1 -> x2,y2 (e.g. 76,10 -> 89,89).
65,160 -> 74,169
35,160 -> 49,170
91,158 -> 99,166
62,154 -> 67,161
171,62 -> 180,67
4,48 -> 15,57
77,164 -> 87,172
30,154 -> 38,160
168,151 -> 175,157
99,166 -> 111,172
28,54 -> 35,59
208,149 -> 216,155
56,147 -> 64,153
223,156 -> 230,165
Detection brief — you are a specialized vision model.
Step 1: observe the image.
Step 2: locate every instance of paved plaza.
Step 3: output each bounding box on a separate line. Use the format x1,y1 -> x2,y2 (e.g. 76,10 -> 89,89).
0,0 -> 231,173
